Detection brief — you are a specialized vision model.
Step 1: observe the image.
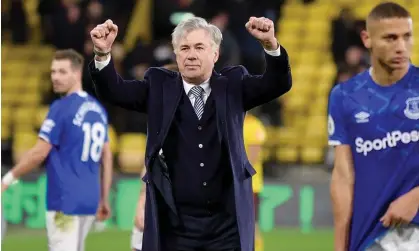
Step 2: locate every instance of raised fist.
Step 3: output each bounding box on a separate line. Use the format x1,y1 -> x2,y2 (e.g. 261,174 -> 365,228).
90,19 -> 118,53
245,17 -> 278,51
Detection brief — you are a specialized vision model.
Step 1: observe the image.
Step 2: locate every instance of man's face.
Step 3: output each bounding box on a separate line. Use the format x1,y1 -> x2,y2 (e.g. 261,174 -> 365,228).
50,59 -> 80,95
362,17 -> 413,71
175,29 -> 219,83
345,46 -> 363,66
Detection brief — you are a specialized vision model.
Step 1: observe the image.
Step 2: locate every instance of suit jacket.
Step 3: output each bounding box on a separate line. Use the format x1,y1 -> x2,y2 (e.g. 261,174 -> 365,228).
89,47 -> 292,251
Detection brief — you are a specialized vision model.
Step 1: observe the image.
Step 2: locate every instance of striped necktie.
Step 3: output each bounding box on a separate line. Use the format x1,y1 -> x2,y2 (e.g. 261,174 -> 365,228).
189,86 -> 204,120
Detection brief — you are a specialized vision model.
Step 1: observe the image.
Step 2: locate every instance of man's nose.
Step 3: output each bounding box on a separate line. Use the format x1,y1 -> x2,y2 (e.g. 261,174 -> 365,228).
395,39 -> 407,54
51,76 -> 60,83
187,55 -> 197,61
186,49 -> 197,60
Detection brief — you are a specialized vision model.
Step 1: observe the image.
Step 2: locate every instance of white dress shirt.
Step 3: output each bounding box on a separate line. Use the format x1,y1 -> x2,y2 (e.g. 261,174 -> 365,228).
94,45 -> 282,100
183,79 -> 211,106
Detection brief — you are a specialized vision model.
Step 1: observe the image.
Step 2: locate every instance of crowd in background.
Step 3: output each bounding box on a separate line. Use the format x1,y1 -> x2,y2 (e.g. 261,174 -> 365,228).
2,0 -> 369,135
331,7 -> 370,85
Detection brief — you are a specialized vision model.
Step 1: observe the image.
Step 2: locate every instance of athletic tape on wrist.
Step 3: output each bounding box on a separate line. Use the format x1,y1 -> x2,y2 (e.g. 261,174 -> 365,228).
2,172 -> 15,186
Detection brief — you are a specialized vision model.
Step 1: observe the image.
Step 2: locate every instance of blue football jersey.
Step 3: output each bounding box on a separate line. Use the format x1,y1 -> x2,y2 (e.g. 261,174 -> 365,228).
39,91 -> 109,215
328,65 -> 419,251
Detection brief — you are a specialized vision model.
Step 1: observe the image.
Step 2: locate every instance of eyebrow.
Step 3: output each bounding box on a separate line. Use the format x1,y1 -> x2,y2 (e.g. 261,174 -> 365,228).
180,43 -> 206,47
383,31 -> 412,37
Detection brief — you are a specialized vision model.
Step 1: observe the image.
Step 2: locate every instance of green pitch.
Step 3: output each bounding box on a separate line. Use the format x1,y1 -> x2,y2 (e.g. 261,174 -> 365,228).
2,228 -> 333,251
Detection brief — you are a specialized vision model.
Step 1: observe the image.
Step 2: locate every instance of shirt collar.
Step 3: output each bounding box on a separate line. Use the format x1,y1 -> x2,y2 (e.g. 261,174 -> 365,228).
77,91 -> 88,97
183,78 -> 211,96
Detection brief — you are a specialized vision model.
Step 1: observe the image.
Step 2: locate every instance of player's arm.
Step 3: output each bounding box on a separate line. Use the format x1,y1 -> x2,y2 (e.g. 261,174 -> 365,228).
328,85 -> 353,251
331,145 -> 354,251
1,139 -> 51,191
405,187 -> 419,205
245,117 -> 266,167
134,168 -> 147,231
100,142 -> 113,203
96,121 -> 113,221
380,185 -> 419,227
247,145 -> 262,164
1,102 -> 63,192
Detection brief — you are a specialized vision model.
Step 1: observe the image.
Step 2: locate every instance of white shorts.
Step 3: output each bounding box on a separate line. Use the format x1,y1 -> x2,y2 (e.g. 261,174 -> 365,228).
366,225 -> 419,251
46,211 -> 96,251
131,227 -> 144,250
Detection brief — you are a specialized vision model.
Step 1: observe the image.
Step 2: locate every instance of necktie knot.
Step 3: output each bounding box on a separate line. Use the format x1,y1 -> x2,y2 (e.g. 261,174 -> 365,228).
189,86 -> 204,98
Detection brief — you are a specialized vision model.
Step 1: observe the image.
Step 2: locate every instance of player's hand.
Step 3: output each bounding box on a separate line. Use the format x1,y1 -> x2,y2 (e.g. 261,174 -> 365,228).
245,17 -> 278,51
96,201 -> 111,221
90,19 -> 118,53
1,183 -> 8,193
380,192 -> 419,228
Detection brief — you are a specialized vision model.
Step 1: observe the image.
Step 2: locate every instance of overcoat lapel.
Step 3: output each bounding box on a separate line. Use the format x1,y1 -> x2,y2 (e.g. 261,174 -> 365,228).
156,74 -> 183,152
209,72 -> 228,143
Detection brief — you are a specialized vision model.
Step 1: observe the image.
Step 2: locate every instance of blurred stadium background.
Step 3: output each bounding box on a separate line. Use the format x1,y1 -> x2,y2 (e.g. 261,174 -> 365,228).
1,0 -> 418,250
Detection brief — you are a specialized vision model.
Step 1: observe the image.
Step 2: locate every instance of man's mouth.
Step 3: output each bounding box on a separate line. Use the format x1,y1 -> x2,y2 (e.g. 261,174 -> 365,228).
391,57 -> 407,63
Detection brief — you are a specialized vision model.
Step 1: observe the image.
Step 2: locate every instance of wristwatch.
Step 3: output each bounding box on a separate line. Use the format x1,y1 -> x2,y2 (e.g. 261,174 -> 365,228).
93,46 -> 111,57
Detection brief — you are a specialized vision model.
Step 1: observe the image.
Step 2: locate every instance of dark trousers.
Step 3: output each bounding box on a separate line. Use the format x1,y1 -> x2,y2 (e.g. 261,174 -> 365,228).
161,211 -> 240,251
179,249 -> 240,251
135,249 -> 240,251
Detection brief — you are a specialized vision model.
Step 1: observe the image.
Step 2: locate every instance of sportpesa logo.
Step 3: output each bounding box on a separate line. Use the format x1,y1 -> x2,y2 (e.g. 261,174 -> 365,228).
355,130 -> 419,156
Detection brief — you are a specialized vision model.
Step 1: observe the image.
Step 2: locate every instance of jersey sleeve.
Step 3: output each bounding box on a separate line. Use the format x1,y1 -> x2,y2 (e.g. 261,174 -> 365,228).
38,101 -> 64,146
328,85 -> 350,146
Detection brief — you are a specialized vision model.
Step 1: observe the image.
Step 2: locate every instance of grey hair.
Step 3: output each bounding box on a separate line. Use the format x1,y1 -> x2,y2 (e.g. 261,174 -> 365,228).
171,17 -> 223,51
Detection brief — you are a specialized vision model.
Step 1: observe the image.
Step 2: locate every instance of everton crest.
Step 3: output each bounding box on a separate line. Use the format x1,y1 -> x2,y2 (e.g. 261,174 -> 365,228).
404,97 -> 419,120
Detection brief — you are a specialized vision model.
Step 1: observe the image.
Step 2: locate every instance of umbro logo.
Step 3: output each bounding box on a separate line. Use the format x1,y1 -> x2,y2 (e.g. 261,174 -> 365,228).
355,111 -> 370,123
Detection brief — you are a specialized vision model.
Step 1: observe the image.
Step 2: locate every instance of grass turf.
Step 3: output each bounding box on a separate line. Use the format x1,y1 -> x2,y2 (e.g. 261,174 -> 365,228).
2,228 -> 333,251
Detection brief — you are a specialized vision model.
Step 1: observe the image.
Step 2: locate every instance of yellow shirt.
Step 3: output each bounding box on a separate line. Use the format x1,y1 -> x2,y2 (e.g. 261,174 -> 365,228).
243,114 -> 267,193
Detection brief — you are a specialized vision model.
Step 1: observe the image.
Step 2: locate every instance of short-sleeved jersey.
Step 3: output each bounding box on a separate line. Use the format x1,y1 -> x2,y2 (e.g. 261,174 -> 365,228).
328,65 -> 419,251
39,91 -> 109,215
243,114 -> 267,193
